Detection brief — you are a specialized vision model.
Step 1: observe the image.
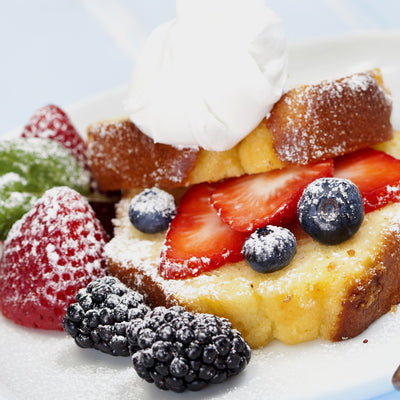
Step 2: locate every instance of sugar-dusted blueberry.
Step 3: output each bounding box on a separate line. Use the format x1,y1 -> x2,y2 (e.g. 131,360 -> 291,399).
242,225 -> 297,273
128,188 -> 176,234
297,177 -> 364,245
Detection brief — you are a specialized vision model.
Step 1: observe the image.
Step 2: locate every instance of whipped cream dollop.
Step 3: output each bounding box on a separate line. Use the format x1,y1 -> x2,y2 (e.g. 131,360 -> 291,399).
125,0 -> 287,151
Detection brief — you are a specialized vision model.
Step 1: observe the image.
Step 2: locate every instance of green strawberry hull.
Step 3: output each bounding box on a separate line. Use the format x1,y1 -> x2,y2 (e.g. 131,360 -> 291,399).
0,138 -> 91,240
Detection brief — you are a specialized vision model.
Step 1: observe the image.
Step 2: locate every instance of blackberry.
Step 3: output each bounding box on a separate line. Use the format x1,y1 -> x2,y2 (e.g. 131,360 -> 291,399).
126,306 -> 251,392
298,177 -> 364,245
63,276 -> 150,356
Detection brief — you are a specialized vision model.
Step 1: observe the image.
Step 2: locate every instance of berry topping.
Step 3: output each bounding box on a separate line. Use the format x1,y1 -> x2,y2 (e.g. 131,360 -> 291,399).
0,138 -> 90,240
159,184 -> 248,280
242,225 -> 297,273
126,306 -> 251,392
21,104 -> 88,168
129,188 -> 176,234
211,160 -> 333,232
297,177 -> 364,245
334,148 -> 400,213
0,187 -> 108,330
89,193 -> 120,238
63,276 -> 150,356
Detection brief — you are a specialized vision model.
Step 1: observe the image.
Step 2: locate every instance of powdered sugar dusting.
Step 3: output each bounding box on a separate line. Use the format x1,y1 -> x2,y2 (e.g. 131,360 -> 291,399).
0,137 -> 91,191
0,171 -> 27,187
242,226 -> 296,269
87,120 -> 199,190
46,243 -> 60,264
0,173 -> 35,214
21,104 -> 88,169
130,187 -> 176,218
298,177 -> 363,226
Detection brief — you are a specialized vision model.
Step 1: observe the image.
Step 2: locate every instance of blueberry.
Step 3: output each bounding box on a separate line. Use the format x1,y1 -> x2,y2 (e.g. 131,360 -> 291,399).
128,188 -> 176,234
242,225 -> 297,273
297,177 -> 364,245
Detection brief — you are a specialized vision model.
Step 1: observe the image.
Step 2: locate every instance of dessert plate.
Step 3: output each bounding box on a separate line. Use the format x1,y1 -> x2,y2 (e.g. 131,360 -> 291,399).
1,32 -> 400,400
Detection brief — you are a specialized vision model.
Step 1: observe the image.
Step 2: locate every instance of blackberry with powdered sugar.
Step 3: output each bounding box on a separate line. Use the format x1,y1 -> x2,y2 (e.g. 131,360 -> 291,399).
126,305 -> 251,392
63,276 -> 150,356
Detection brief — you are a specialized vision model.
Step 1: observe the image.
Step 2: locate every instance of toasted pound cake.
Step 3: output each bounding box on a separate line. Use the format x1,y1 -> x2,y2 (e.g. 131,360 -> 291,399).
87,70 -> 392,191
89,70 -> 399,349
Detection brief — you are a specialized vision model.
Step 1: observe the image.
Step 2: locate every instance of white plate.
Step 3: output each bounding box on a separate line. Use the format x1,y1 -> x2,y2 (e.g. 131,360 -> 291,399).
1,32 -> 400,400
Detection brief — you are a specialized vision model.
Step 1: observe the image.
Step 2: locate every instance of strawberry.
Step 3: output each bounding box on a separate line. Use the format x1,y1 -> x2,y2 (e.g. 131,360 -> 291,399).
0,187 -> 108,330
159,183 -> 248,280
334,148 -> 400,213
21,104 -> 88,168
211,160 -> 334,232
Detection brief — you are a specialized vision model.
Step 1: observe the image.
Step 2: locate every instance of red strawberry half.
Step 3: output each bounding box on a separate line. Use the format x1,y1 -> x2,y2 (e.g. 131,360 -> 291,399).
211,160 -> 334,232
334,147 -> 400,213
159,183 -> 248,280
22,104 -> 88,168
0,187 -> 108,330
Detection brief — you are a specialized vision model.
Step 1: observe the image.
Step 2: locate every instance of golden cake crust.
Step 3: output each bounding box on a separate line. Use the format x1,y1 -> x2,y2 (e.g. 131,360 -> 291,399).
268,70 -> 393,165
87,70 -> 392,191
105,190 -> 400,348
87,121 -> 199,189
333,230 -> 400,340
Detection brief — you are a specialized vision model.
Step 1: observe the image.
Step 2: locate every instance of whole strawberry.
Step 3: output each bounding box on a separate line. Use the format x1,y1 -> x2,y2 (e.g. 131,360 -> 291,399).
0,187 -> 108,330
21,104 -> 88,168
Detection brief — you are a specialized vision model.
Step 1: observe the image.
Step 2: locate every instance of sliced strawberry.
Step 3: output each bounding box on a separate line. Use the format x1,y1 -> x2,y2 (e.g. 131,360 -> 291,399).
159,183 -> 248,280
334,148 -> 400,213
21,104 -> 88,169
210,160 -> 334,232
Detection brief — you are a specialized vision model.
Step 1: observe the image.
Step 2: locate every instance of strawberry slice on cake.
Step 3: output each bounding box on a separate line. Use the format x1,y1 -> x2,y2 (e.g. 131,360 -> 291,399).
334,148 -> 400,212
211,159 -> 334,232
159,183 -> 248,280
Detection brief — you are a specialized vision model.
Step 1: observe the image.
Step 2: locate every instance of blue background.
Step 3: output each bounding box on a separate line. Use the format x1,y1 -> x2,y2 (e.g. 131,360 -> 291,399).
1,0 -> 399,134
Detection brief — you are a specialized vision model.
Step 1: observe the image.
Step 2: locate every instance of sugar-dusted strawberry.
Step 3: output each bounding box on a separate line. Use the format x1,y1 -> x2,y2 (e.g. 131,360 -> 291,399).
211,160 -> 334,232
159,183 -> 248,280
0,187 -> 108,330
21,104 -> 88,168
334,148 -> 400,213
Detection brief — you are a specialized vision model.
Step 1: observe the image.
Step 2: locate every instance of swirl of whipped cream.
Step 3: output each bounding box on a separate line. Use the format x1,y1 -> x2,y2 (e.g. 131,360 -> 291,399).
125,0 -> 287,151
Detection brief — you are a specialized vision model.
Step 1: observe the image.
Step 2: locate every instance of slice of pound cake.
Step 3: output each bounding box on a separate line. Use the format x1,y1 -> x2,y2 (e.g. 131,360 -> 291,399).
106,191 -> 400,348
96,70 -> 400,349
87,70 -> 392,191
